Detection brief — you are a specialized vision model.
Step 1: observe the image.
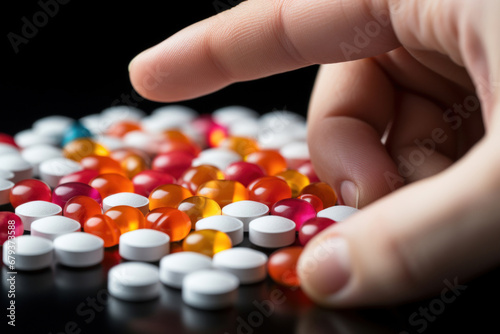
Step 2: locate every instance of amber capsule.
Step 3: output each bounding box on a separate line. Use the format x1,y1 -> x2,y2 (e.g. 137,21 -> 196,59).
247,176 -> 292,208
300,182 -> 337,208
104,205 -> 145,234
63,138 -> 109,162
275,170 -> 310,198
196,180 -> 249,208
218,136 -> 259,157
63,195 -> 102,226
178,196 -> 222,229
148,184 -> 193,210
89,173 -> 134,199
84,214 -> 121,247
80,155 -> 125,175
245,149 -> 287,175
146,207 -> 192,242
267,246 -> 303,287
178,165 -> 224,194
182,229 -> 232,257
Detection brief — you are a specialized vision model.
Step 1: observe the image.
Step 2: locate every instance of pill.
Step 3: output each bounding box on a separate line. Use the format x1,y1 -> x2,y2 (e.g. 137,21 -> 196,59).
103,192 -> 149,215
195,216 -> 244,246
222,200 -> 269,232
53,232 -> 104,267
89,173 -> 134,199
196,179 -> 249,208
229,117 -> 259,138
100,105 -> 146,125
0,179 -> 14,205
298,217 -> 337,245
212,105 -> 259,127
0,143 -> 19,155
61,120 -> 93,147
108,262 -> 161,302
145,105 -> 198,132
212,248 -> 268,284
119,228 -> 170,262
317,205 -> 360,221
2,235 -> 53,271
245,150 -> 287,176
33,115 -> 74,143
39,157 -> 83,188
52,182 -> 102,208
271,198 -> 316,231
159,252 -> 212,289
279,141 -> 310,169
177,196 -> 222,229
182,269 -> 239,310
183,229 -> 232,257
0,212 -> 23,243
31,216 -> 81,241
0,153 -> 33,183
14,128 -> 59,148
300,182 -> 337,208
20,144 -> 63,177
0,169 -> 15,181
267,246 -> 303,287
15,200 -> 62,231
248,215 -> 296,248
191,148 -> 241,171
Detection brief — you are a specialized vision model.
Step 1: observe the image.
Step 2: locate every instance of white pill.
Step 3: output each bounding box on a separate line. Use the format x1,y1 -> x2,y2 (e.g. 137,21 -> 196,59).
228,117 -> 260,138
0,153 -> 33,183
191,148 -> 241,171
212,248 -> 268,284
279,141 -> 310,169
0,169 -> 15,181
222,200 -> 269,232
0,143 -> 19,155
54,232 -> 104,267
39,157 -> 83,188
33,115 -> 74,141
103,192 -> 150,215
212,105 -> 259,127
108,262 -> 160,302
14,129 -> 60,148
20,144 -> 63,177
15,200 -> 62,231
100,106 -> 146,124
2,235 -> 53,271
95,135 -> 125,151
195,216 -> 244,246
119,229 -> 170,262
248,215 -> 296,248
317,205 -> 359,221
182,269 -> 239,310
122,131 -> 162,155
79,114 -> 103,135
159,252 -> 212,289
0,179 -> 14,205
146,105 -> 198,131
31,216 -> 81,241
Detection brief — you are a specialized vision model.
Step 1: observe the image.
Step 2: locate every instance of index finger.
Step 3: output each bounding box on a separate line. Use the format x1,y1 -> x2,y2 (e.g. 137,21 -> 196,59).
128,0 -> 399,102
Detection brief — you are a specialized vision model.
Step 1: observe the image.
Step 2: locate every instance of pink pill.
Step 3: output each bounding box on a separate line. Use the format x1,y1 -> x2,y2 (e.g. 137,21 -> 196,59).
298,217 -> 337,245
52,182 -> 102,208
0,212 -> 24,244
271,198 -> 316,231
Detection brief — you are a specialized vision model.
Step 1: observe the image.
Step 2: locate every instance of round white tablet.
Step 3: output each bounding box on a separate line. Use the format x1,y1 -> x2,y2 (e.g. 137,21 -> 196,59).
279,141 -> 310,169
191,148 -> 241,171
195,216 -> 244,246
317,205 -> 359,221
0,169 -> 15,181
21,144 -> 63,177
53,232 -> 104,267
159,252 -> 212,289
119,229 -> 170,262
0,153 -> 33,183
103,192 -> 150,215
39,157 -> 83,188
3,235 -> 53,271
0,143 -> 19,156
108,262 -> 160,302
212,248 -> 268,284
212,105 -> 259,126
15,200 -> 62,231
182,269 -> 239,310
248,215 -> 296,248
222,200 -> 269,232
0,179 -> 14,205
14,129 -> 59,148
30,216 -> 81,241
33,115 -> 74,142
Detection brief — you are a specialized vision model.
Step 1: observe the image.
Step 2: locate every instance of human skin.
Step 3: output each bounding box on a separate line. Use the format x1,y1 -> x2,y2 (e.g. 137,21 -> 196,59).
129,0 -> 500,307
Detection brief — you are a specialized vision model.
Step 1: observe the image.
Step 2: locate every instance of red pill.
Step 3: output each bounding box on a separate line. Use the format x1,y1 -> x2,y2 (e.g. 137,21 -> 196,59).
297,193 -> 323,213
245,150 -> 287,175
0,133 -> 19,149
267,246 -> 303,287
271,198 -> 316,231
148,184 -> 193,210
0,212 -> 24,243
84,214 -> 121,247
80,155 -> 125,175
297,161 -> 320,183
52,182 -> 102,208
247,176 -> 292,208
59,169 -> 100,185
300,182 -> 337,208
224,161 -> 265,187
298,217 -> 336,246
152,151 -> 195,179
178,165 -> 224,194
89,173 -> 134,199
132,170 -> 176,197
191,115 -> 228,148
9,179 -> 52,208
146,207 -> 192,242
63,195 -> 102,226
104,205 -> 145,234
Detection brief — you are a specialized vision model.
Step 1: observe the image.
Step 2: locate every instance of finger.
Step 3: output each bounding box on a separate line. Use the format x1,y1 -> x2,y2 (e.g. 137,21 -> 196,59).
297,135 -> 500,307
129,0 -> 399,102
307,59 -> 398,208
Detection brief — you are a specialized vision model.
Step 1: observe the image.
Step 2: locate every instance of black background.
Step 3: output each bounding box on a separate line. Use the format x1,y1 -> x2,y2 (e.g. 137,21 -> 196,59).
2,1 -> 500,333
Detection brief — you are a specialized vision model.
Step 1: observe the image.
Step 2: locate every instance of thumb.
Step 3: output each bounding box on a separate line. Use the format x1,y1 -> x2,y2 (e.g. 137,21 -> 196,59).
297,135 -> 500,307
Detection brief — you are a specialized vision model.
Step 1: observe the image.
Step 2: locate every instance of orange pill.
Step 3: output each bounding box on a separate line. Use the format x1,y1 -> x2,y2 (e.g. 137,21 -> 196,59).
110,148 -> 150,179
178,165 -> 224,194
196,180 -> 249,208
63,195 -> 102,226
275,170 -> 310,198
300,182 -> 337,208
182,229 -> 232,257
297,193 -> 324,213
104,205 -> 145,234
245,150 -> 287,175
147,207 -> 192,242
148,184 -> 193,210
89,173 -> 134,198
80,155 -> 125,175
218,136 -> 259,157
247,176 -> 292,208
178,196 -> 222,229
267,246 -> 303,287
84,214 -> 121,247
63,138 -> 109,162
106,120 -> 142,138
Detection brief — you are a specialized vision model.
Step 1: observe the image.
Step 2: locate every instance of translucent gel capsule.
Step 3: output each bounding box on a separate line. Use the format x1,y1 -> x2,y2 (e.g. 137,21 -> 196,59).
9,179 -> 52,208
196,180 -> 249,208
152,151 -> 196,179
158,130 -> 201,156
275,170 -> 310,198
63,195 -> 102,226
104,205 -> 145,234
245,150 -> 287,175
63,138 -> 109,162
58,169 -> 100,186
247,176 -> 292,208
0,212 -> 24,244
297,193 -> 324,213
267,246 -> 303,287
300,182 -> 337,208
178,165 -> 225,194
191,115 -> 228,148
146,207 -> 192,242
132,170 -> 176,198
297,161 -> 320,183
271,198 -> 316,231
61,121 -> 92,147
148,184 -> 193,210
89,173 -> 134,199
298,217 -> 337,246
182,229 -> 232,257
106,120 -> 142,138
52,182 -> 102,208
80,155 -> 125,175
218,136 -> 259,157
83,214 -> 121,247
177,196 -> 222,229
110,148 -> 151,179
224,161 -> 266,187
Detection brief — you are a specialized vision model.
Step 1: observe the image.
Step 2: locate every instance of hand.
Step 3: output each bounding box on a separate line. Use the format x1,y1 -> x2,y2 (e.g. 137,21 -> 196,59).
129,0 -> 500,307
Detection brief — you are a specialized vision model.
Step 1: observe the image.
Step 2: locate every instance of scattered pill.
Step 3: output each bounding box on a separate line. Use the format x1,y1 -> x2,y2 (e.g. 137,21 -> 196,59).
2,235 -> 53,271
196,179 -> 249,208
317,205 -> 359,221
275,169 -> 310,198
30,216 -> 81,241
104,205 -> 146,234
192,148 -> 241,171
159,252 -> 212,289
248,215 -> 296,248
146,207 -> 192,242
279,141 -> 310,170
119,228 -> 170,262
212,247 -> 268,284
9,179 -> 52,208
39,157 -> 83,188
177,196 -> 221,229
183,229 -> 232,257
267,246 -> 303,287
0,179 -> 14,205
222,200 -> 269,232
300,182 -> 337,208
20,144 -> 63,177
298,217 -> 337,245
54,232 -> 104,267
0,212 -> 24,243
63,195 -> 103,225
148,184 -> 193,210
271,198 -> 316,231
0,153 -> 33,183
103,192 -> 149,215
195,215 -> 244,246
108,262 -> 160,302
15,200 -> 62,231
0,169 -> 15,181
52,182 -> 103,208
83,214 -> 121,247
247,176 -> 292,209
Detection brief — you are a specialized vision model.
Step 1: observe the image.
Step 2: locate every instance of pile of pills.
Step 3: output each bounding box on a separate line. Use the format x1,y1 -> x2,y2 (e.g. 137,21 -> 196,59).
0,104 -> 359,310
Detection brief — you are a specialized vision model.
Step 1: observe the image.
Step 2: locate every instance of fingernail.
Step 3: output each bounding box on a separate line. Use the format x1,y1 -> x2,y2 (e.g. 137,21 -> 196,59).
340,181 -> 359,208
298,237 -> 351,296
